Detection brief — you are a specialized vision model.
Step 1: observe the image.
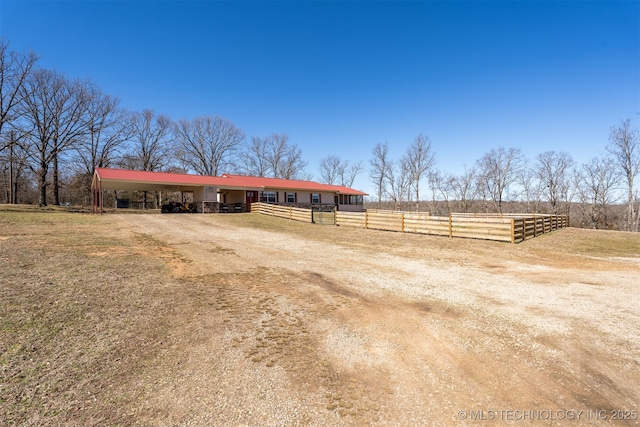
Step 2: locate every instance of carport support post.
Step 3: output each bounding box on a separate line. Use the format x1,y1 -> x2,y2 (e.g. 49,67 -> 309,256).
92,182 -> 103,214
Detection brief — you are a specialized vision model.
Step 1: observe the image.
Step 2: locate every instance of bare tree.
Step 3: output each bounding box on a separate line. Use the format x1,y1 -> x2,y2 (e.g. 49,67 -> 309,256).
238,136 -> 271,177
438,172 -> 455,214
573,156 -> 620,229
265,134 -> 289,177
607,119 -> 640,231
1,41 -> 39,203
20,69 -> 89,206
127,109 -> 173,172
319,155 -> 363,187
265,133 -> 308,179
0,39 -> 38,146
517,165 -> 543,213
69,85 -> 132,206
341,160 -> 364,188
238,133 -> 308,179
369,142 -> 392,208
75,84 -> 131,179
174,115 -> 245,176
282,149 -> 312,180
427,170 -> 445,215
387,159 -> 411,210
1,130 -> 30,203
474,170 -> 490,213
535,151 -> 574,214
405,133 -> 436,211
449,166 -> 477,213
125,109 -> 173,208
476,147 -> 523,213
319,154 -> 343,185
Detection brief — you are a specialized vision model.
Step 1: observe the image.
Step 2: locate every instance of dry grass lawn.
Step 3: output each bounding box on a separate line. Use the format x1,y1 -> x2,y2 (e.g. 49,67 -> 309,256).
1,205 -> 639,426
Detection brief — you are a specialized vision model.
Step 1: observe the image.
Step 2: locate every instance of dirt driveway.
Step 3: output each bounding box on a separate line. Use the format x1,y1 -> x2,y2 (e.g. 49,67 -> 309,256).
111,213 -> 639,426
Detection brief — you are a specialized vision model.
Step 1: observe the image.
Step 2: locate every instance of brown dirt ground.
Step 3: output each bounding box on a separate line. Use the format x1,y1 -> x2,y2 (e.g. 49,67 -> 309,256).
1,210 -> 639,426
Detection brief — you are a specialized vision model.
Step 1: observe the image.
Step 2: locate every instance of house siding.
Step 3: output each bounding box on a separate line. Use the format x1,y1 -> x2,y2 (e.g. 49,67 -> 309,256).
337,204 -> 364,212
194,186 -> 218,202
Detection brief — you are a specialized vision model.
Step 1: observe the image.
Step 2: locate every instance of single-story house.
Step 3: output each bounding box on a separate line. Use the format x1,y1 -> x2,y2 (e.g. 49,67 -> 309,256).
91,168 -> 367,214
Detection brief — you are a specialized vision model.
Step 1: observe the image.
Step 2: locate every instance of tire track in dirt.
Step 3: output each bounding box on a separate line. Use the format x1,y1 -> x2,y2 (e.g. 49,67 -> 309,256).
205,268 -> 388,423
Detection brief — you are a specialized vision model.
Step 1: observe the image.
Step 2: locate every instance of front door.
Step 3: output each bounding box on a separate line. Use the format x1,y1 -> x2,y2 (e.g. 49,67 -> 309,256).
245,191 -> 257,212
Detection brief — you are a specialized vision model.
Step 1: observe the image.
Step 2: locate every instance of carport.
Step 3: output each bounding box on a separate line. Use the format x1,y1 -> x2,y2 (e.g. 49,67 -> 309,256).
91,168 -> 252,214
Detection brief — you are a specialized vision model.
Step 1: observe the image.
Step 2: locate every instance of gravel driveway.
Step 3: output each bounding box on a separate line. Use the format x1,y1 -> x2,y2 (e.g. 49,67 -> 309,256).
113,213 -> 640,426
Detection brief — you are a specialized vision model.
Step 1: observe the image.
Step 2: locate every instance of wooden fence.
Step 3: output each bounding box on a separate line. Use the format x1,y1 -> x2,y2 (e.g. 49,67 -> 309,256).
509,215 -> 569,242
252,203 -> 568,243
335,210 -> 568,243
252,202 -> 313,223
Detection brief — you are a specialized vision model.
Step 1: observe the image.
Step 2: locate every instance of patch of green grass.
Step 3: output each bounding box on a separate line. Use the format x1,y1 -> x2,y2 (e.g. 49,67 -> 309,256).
524,227 -> 640,258
0,205 -> 95,228
574,233 -> 640,257
214,212 -> 310,232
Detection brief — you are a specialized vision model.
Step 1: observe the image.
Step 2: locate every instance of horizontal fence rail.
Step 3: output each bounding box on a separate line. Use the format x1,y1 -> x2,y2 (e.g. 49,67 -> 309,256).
252,202 -> 314,223
252,204 -> 568,243
335,210 -> 568,243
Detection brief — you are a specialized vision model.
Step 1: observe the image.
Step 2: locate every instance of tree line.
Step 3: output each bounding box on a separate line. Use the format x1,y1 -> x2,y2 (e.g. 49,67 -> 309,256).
367,122 -> 639,231
0,40 -> 311,209
1,39 -> 639,231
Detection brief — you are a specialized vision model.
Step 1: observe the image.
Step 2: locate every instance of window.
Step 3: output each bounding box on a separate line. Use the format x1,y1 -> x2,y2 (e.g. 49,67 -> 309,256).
337,194 -> 363,205
311,193 -> 320,204
262,191 -> 276,203
286,192 -> 296,203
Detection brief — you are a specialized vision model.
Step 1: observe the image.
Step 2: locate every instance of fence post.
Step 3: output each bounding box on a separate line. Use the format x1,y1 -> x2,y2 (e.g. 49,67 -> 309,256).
448,215 -> 453,239
533,214 -> 537,237
365,210 -> 369,229
401,212 -> 405,233
511,219 -> 515,244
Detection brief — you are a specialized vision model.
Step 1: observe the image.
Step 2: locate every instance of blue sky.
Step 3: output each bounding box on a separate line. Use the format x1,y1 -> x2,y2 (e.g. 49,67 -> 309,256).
1,0 -> 638,195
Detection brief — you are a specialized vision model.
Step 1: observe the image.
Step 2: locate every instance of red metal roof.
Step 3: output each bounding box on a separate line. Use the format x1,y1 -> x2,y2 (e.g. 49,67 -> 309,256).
220,174 -> 367,195
94,168 -> 368,195
95,168 -> 226,186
